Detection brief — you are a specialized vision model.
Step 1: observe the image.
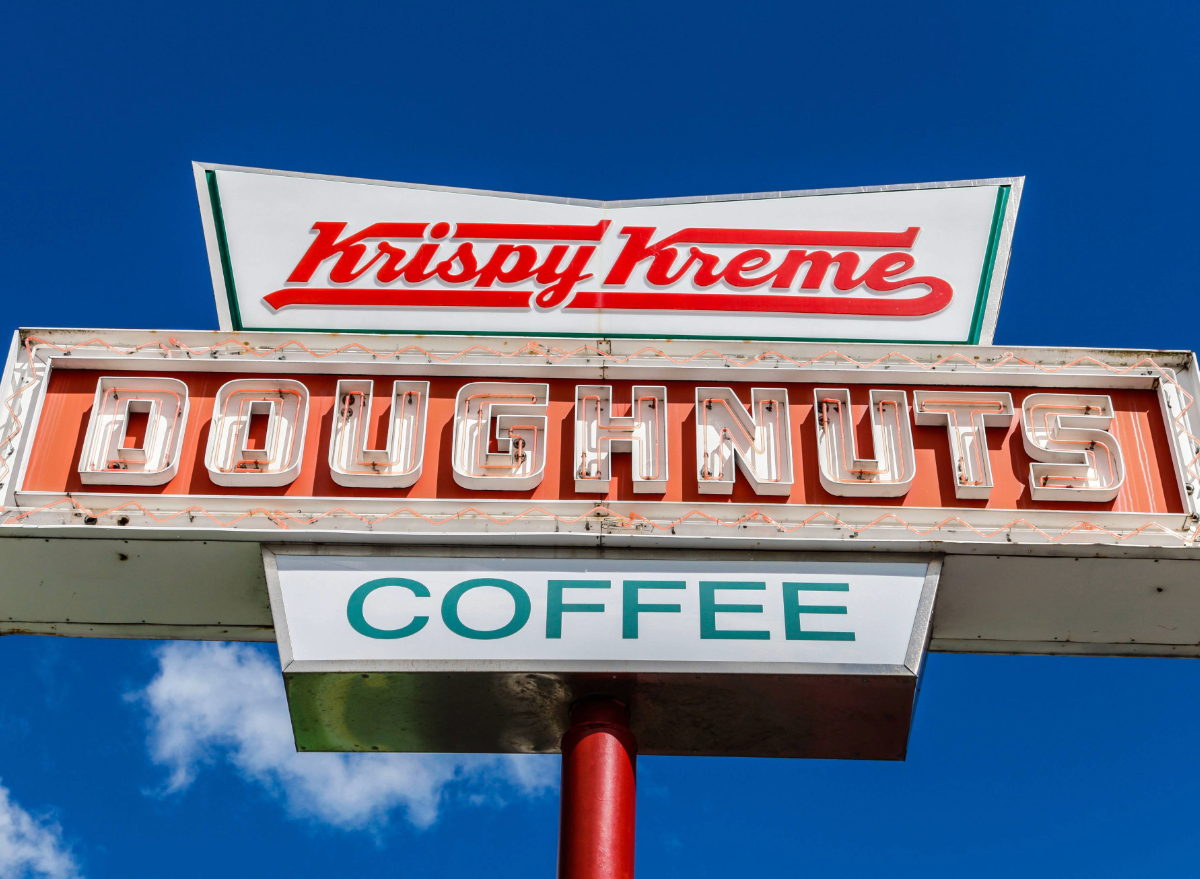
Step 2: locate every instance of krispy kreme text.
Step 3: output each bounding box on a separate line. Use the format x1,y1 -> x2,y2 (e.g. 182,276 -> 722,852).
266,221 -> 952,316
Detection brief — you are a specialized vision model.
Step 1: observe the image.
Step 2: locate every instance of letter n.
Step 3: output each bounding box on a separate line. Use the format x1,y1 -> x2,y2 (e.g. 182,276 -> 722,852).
695,387 -> 792,495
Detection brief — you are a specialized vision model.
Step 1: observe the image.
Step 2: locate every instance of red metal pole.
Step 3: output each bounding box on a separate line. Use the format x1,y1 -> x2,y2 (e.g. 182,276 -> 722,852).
557,697 -> 637,879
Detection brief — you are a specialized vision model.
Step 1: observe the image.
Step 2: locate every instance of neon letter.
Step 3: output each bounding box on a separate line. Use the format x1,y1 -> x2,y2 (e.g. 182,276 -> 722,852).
813,388 -> 914,497
574,385 -> 668,493
204,379 -> 308,487
695,387 -> 792,495
913,391 -> 1015,500
1022,393 -> 1125,501
329,380 -> 429,488
77,376 -> 190,486
451,382 -> 549,490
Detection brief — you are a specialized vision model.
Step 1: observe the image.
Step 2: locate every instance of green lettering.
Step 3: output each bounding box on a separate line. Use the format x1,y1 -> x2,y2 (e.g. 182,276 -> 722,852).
782,582 -> 854,641
700,581 -> 769,640
622,580 -> 685,639
546,580 -> 610,638
441,578 -> 531,640
347,577 -> 429,639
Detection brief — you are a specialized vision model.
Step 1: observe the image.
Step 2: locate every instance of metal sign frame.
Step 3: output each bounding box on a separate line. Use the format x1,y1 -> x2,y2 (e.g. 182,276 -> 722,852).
3,328 -> 1197,555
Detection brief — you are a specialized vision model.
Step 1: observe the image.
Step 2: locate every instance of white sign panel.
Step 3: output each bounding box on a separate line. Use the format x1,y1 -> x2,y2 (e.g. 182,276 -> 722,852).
269,555 -> 933,672
196,165 -> 1020,344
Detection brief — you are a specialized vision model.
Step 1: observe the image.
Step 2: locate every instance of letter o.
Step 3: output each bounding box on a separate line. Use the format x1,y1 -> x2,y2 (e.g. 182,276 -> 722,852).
441,578 -> 531,640
347,578 -> 430,639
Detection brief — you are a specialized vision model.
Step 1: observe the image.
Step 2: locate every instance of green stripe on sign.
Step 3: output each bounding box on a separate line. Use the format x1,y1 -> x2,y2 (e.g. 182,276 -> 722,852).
205,170 -> 244,331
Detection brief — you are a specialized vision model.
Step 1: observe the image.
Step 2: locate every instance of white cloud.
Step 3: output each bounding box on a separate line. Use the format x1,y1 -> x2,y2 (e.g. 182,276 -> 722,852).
0,781 -> 80,879
134,642 -> 557,830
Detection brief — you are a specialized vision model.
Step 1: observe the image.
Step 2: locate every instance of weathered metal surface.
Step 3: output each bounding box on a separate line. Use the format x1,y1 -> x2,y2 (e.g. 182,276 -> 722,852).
931,554 -> 1200,656
0,537 -> 272,640
284,669 -> 920,760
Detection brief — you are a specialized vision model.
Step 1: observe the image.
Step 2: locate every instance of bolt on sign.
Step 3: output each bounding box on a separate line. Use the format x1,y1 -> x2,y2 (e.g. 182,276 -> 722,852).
3,325 -> 1200,756
193,164 -> 1022,344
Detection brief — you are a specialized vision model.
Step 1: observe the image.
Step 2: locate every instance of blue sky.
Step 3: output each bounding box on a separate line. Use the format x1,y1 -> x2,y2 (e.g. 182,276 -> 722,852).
1,1 -> 1199,875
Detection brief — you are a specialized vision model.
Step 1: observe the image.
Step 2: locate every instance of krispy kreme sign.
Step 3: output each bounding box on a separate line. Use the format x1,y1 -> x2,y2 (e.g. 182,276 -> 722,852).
196,166 -> 1021,344
6,330 -> 1196,551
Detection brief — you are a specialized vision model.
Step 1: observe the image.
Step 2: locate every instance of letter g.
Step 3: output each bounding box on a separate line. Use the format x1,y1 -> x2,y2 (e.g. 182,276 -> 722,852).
347,578 -> 430,639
